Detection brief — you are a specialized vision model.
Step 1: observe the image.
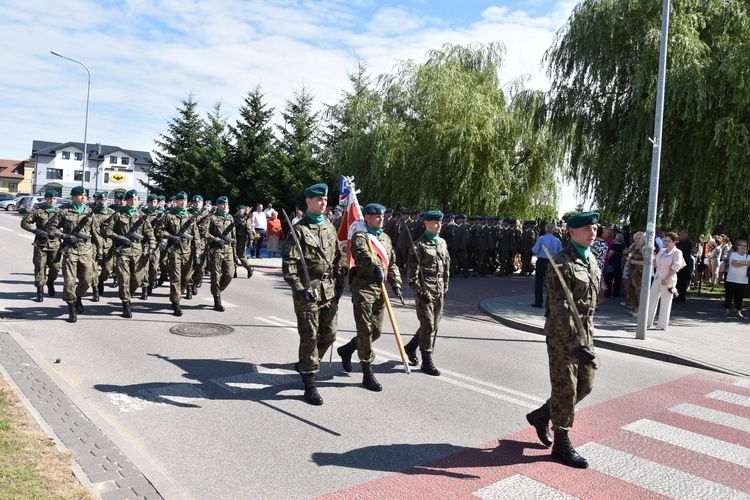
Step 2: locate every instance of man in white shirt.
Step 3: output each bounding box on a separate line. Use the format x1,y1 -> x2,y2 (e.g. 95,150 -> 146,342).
252,204 -> 268,258
264,203 -> 274,218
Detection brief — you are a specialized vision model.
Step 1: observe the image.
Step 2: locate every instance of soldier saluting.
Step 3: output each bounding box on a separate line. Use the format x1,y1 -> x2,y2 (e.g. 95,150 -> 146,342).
282,183 -> 344,405
526,211 -> 601,469
48,185 -> 94,323
21,189 -> 61,303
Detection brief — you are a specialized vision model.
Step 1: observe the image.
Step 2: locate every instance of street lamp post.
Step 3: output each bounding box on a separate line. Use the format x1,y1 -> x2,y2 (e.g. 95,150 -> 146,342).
51,51 -> 90,192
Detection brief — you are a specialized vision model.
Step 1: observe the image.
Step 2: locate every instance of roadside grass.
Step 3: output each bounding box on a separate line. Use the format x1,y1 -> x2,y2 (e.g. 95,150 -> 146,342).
691,281 -> 726,300
0,377 -> 93,500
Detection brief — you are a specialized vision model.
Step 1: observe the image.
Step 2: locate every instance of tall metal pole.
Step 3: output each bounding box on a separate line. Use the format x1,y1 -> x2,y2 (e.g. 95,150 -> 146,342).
51,51 -> 90,192
636,0 -> 671,340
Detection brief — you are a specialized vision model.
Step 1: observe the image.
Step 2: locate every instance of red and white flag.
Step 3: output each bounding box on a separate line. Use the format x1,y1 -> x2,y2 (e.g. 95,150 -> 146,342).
337,177 -> 365,269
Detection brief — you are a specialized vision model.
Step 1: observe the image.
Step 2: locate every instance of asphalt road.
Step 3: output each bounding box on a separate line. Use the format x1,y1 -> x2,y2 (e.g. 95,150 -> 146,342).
0,210 -> 716,499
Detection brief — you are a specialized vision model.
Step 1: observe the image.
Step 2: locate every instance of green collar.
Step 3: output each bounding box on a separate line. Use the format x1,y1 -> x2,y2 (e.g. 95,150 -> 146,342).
306,211 -> 326,226
216,210 -> 227,219
424,231 -> 439,243
366,225 -> 383,237
44,204 -> 56,212
125,206 -> 138,216
71,202 -> 85,214
174,207 -> 187,217
570,240 -> 591,262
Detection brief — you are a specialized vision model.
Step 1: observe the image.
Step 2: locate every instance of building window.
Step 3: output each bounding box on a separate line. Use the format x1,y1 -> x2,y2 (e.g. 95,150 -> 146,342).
9,183 -> 18,192
110,156 -> 118,164
73,171 -> 91,182
104,173 -> 109,183
62,151 -> 70,160
46,168 -> 63,180
74,152 -> 83,161
121,157 -> 130,166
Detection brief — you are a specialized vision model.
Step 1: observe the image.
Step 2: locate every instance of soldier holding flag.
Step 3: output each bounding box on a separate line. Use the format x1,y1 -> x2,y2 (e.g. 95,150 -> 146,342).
337,203 -> 402,392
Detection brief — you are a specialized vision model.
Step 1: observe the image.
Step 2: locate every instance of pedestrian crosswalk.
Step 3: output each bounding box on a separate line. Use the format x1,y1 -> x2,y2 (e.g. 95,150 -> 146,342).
319,374 -> 750,500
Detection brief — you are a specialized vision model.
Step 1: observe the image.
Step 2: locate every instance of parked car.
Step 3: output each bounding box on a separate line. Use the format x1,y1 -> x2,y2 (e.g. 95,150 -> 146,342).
16,196 -> 44,214
54,198 -> 73,210
0,193 -> 17,201
0,197 -> 21,211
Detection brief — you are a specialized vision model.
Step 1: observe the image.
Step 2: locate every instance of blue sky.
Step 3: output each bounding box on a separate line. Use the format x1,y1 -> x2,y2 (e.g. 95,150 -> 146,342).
1,0 -> 581,210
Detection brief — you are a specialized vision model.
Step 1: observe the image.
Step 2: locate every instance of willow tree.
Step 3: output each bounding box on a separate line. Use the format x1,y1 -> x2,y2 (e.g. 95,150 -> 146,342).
327,42 -> 562,216
545,0 -> 750,236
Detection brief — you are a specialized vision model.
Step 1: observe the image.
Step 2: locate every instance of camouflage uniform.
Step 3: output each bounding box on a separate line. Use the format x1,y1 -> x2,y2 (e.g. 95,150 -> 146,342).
544,243 -> 601,431
91,203 -> 116,293
348,229 -> 401,365
102,209 -> 156,303
21,204 -> 61,290
282,214 -> 344,374
143,205 -> 166,290
48,205 -> 95,304
190,207 -> 212,292
206,211 -> 236,298
160,208 -> 199,304
235,212 -> 255,270
407,232 -> 450,352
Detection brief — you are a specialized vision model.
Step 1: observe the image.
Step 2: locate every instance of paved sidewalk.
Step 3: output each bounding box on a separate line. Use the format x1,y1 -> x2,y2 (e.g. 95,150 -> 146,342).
480,291 -> 749,379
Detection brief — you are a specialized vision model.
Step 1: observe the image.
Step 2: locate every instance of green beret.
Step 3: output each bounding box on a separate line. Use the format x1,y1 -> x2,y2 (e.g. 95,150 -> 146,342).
363,203 -> 385,215
169,196 -> 176,201
174,191 -> 188,200
237,205 -> 246,210
424,210 -> 444,221
44,190 -> 59,198
115,192 -> 124,200
70,186 -> 85,196
157,195 -> 165,201
124,189 -> 138,200
191,194 -> 203,203
147,194 -> 158,202
567,211 -> 600,228
304,183 -> 328,198
216,196 -> 229,204
95,191 -> 107,200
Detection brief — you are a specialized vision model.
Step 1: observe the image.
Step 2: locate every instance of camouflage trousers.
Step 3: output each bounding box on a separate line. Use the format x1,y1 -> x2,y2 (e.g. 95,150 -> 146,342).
351,284 -> 386,365
237,237 -> 251,268
168,252 -> 194,303
61,251 -> 95,303
92,248 -> 115,287
147,247 -> 161,285
294,296 -> 338,374
209,250 -> 234,296
545,336 -> 596,431
116,253 -> 146,302
413,291 -> 444,352
191,249 -> 207,287
32,247 -> 60,287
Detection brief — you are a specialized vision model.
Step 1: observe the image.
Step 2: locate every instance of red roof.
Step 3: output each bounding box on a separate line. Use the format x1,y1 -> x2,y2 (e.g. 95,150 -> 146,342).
0,159 -> 27,179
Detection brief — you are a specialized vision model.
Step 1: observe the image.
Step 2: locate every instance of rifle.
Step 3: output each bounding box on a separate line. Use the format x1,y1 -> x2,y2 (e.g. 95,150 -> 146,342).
209,215 -> 238,251
165,213 -> 197,254
114,213 -> 148,254
61,213 -> 92,251
282,209 -> 314,298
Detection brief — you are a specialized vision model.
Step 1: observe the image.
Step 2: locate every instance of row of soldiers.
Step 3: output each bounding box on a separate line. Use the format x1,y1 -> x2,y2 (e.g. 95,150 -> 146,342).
371,210 -> 540,278
21,187 -> 256,322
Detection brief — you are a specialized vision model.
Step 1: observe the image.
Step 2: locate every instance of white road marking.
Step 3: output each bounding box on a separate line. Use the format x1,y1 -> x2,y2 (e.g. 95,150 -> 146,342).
623,419 -> 750,467
201,297 -> 238,308
670,402 -> 750,433
474,474 -> 578,499
109,384 -> 206,412
17,233 -> 34,239
256,316 -> 297,333
268,315 -> 296,326
580,442 -> 750,499
709,390 -> 750,408
0,226 -> 12,231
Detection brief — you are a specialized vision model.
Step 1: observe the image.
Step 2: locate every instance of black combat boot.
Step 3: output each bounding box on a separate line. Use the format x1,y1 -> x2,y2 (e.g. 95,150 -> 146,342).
246,265 -> 254,278
91,284 -> 100,302
420,350 -> 441,376
34,286 -> 44,303
146,284 -> 153,296
97,281 -> 104,296
191,283 -> 198,296
140,287 -> 148,301
157,271 -> 167,288
404,337 -> 419,366
526,404 -> 553,447
213,295 -> 225,312
185,285 -> 192,300
47,279 -> 56,297
74,297 -> 84,313
66,302 -> 77,323
362,364 -> 382,392
300,373 -> 323,405
336,338 -> 357,373
172,301 -> 183,317
122,302 -> 132,319
552,430 -> 589,468
110,276 -> 118,288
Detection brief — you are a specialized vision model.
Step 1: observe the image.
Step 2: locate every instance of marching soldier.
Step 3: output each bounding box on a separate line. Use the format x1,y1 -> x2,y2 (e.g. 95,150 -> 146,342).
160,191 -> 199,316
336,203 -> 401,392
48,186 -> 95,323
282,183 -> 344,405
142,194 -> 166,295
21,189 -> 61,302
526,212 -> 601,469
90,192 -> 116,302
234,205 -> 255,278
101,189 -> 156,318
188,195 -> 210,295
403,210 -> 450,376
206,196 -> 236,312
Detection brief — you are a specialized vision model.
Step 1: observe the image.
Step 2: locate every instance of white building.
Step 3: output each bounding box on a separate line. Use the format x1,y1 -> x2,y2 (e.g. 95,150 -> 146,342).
31,140 -> 153,198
